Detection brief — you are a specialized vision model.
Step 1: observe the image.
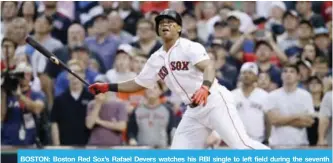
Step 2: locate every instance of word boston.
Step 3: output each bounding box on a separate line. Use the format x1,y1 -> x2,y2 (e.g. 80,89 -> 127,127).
18,149 -> 332,163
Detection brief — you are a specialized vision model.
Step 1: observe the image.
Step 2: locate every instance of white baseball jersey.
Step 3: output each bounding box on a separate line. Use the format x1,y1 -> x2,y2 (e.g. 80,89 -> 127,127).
135,38 -> 269,149
134,38 -> 219,105
232,88 -> 268,142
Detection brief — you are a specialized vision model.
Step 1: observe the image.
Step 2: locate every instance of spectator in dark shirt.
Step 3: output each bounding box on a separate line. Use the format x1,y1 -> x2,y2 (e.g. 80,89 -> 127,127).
85,14 -> 120,70
296,1 -> 326,28
207,21 -> 233,51
131,19 -> 162,57
42,1 -> 72,44
117,2 -> 143,35
306,76 -> 324,145
1,63 -> 45,145
86,85 -> 128,146
127,84 -> 175,148
51,60 -> 94,145
255,41 -> 283,89
314,27 -> 331,61
45,23 -> 106,79
54,47 -> 99,96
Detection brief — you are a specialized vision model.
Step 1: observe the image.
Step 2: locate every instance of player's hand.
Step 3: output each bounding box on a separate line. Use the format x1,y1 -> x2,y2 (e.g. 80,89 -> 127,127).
191,85 -> 210,106
88,83 -> 110,95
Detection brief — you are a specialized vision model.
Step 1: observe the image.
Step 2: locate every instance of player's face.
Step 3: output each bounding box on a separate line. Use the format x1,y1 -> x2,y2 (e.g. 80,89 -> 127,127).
240,71 -> 257,85
282,67 -> 299,85
158,18 -> 180,40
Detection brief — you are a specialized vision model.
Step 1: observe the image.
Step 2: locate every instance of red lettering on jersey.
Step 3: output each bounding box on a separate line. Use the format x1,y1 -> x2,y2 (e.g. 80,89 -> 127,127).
158,66 -> 168,80
170,61 -> 190,71
171,61 -> 176,70
176,61 -> 182,70
181,61 -> 189,70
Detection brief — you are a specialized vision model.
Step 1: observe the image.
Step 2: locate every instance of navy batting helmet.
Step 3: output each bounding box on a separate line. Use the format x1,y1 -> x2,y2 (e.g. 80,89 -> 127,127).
155,9 -> 182,36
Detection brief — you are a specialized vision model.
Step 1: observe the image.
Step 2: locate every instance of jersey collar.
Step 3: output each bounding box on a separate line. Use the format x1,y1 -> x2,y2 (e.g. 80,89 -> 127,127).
162,38 -> 181,54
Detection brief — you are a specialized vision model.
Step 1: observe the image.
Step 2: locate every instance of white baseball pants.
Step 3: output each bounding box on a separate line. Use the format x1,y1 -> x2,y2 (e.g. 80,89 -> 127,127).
170,85 -> 270,149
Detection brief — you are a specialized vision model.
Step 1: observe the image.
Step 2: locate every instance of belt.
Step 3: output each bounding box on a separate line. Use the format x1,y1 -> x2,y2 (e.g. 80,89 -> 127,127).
188,103 -> 198,108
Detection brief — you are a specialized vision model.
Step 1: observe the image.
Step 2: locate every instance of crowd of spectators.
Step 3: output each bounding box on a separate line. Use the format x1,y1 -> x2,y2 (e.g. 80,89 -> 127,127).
1,1 -> 332,148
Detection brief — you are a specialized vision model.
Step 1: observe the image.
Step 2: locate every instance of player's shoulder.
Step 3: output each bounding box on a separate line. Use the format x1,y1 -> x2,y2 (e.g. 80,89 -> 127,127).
179,38 -> 205,51
149,47 -> 165,59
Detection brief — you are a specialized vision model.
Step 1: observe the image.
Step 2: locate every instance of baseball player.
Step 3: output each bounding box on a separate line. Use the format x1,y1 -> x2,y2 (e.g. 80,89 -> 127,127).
89,9 -> 269,149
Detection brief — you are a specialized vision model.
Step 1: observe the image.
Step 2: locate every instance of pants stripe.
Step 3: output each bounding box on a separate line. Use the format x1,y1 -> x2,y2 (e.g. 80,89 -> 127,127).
218,91 -> 255,149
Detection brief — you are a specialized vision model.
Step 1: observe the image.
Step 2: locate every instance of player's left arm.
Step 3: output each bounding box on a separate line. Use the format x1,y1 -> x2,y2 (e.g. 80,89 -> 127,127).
190,43 -> 215,105
195,59 -> 215,86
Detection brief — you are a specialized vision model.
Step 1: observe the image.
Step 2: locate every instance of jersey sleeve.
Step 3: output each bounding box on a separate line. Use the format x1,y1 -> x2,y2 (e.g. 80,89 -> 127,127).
134,56 -> 160,89
189,42 -> 210,65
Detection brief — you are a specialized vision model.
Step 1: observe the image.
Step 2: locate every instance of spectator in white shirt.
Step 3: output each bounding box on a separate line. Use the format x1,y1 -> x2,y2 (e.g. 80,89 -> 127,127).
318,91 -> 332,146
232,62 -> 269,143
265,64 -> 315,146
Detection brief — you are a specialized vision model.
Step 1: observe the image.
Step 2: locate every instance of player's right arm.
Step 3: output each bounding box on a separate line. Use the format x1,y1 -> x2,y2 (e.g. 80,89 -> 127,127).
89,55 -> 160,94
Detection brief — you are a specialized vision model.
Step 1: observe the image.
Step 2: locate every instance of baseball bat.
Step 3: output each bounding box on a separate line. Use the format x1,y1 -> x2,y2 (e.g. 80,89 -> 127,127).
25,36 -> 90,86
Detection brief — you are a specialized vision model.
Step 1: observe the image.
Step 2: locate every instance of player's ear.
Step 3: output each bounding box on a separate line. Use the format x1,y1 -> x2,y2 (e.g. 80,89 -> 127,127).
176,25 -> 182,33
